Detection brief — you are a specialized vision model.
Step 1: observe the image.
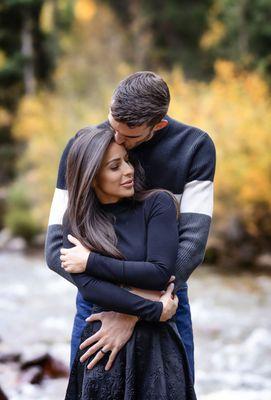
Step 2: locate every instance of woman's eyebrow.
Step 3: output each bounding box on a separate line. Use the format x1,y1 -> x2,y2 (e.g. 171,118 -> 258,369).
105,153 -> 128,166
105,157 -> 121,166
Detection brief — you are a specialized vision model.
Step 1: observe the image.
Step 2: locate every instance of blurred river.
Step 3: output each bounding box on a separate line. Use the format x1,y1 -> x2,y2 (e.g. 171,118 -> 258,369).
0,251 -> 270,400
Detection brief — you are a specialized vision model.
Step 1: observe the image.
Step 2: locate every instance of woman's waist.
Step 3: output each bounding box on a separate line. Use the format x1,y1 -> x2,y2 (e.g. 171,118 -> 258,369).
75,292 -> 177,324
91,304 -> 177,324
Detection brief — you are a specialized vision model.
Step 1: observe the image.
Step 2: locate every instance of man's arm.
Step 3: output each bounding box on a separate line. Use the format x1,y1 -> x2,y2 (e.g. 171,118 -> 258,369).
175,132 -> 216,288
44,137 -> 75,284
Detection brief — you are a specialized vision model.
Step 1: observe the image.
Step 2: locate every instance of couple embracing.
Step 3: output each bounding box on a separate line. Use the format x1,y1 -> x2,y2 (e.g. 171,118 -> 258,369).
45,71 -> 215,399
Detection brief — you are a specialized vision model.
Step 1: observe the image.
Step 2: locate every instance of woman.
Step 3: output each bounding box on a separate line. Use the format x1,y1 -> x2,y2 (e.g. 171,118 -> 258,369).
62,126 -> 196,399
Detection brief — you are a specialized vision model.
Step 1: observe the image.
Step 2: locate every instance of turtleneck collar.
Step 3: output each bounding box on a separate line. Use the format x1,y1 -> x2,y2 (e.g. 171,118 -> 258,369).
99,197 -> 134,214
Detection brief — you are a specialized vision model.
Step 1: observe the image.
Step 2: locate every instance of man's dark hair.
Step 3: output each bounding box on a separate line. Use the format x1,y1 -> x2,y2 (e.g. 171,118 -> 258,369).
110,71 -> 170,128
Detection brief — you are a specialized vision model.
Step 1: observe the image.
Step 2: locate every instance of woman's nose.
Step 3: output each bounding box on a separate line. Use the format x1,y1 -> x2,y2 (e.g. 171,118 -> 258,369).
124,162 -> 134,176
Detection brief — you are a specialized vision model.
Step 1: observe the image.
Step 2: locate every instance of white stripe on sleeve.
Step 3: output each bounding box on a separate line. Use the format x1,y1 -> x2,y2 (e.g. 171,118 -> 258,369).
48,188 -> 68,226
174,180 -> 213,217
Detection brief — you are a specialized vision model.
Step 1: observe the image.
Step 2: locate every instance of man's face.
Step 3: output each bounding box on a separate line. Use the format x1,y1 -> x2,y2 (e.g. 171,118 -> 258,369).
108,112 -> 155,150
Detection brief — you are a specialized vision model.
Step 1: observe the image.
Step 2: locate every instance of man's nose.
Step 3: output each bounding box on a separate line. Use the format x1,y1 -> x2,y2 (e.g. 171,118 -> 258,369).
114,132 -> 125,144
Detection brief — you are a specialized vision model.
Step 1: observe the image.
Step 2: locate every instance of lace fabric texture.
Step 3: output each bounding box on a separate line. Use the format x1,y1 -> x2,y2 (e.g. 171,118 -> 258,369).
65,317 -> 196,400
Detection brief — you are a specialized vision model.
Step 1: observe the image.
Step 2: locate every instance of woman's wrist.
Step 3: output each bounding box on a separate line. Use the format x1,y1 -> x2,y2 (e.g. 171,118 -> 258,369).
85,251 -> 96,274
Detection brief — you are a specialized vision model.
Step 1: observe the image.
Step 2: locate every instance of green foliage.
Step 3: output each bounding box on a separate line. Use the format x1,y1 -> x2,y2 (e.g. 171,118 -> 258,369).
4,181 -> 42,241
98,0 -> 212,77
202,0 -> 271,78
99,0 -> 271,79
1,0 -> 271,251
0,0 -> 75,185
10,3 -> 128,234
0,0 -> 45,102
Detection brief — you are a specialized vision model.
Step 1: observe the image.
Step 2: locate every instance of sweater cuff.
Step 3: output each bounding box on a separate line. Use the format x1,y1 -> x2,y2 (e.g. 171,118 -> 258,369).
86,252 -> 96,275
143,301 -> 163,322
153,301 -> 163,322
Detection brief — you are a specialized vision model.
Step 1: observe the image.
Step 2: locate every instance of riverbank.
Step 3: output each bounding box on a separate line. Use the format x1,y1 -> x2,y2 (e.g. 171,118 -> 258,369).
0,251 -> 270,399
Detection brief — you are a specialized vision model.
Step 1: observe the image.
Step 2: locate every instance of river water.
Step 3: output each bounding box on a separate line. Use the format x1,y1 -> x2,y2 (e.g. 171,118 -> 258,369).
0,252 -> 270,399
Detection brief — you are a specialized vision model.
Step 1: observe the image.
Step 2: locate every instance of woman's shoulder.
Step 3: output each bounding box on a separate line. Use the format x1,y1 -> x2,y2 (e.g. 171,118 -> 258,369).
142,190 -> 178,217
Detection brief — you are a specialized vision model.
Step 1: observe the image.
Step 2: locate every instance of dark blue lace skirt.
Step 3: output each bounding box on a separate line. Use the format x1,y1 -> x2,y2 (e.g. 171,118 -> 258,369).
65,316 -> 196,400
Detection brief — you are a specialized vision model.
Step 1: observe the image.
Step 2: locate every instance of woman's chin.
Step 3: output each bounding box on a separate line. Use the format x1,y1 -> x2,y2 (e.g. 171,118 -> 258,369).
119,187 -> 134,198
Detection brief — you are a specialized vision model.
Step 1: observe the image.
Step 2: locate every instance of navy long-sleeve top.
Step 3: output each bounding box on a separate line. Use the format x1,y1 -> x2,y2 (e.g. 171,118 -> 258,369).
62,192 -> 178,322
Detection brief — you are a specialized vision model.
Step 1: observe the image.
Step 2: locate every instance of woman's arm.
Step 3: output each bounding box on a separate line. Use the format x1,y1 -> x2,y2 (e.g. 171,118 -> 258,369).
71,272 -> 163,322
85,192 -> 179,291
61,215 -> 163,322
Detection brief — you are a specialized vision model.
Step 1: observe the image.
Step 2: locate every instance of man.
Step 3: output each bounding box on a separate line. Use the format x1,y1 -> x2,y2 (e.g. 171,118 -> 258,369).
45,71 -> 216,382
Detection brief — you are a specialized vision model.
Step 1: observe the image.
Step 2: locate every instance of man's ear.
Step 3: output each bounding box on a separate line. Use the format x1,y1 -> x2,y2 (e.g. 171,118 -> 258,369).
153,119 -> 168,131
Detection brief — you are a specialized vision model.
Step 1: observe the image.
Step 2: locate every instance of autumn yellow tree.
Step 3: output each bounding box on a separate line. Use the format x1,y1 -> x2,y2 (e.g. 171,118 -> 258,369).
5,1 -> 271,252
6,1 -> 129,237
168,61 -> 271,242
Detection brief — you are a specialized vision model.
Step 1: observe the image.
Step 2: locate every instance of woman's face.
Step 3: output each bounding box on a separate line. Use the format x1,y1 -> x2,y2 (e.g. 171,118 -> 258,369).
93,142 -> 135,204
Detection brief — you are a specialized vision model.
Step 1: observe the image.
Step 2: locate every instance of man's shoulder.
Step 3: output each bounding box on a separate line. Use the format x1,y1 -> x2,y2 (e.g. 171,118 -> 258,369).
167,115 -> 210,141
166,116 -> 215,156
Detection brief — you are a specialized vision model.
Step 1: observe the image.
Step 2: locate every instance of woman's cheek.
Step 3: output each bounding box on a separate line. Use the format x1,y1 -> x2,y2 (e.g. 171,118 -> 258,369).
109,171 -> 122,189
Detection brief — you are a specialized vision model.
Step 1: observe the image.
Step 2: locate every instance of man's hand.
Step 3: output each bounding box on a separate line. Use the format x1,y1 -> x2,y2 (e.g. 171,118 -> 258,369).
60,234 -> 90,273
79,311 -> 138,371
159,282 -> 178,322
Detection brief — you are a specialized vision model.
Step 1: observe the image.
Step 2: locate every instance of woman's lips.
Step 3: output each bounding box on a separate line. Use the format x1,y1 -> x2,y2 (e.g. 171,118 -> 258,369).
121,179 -> 134,188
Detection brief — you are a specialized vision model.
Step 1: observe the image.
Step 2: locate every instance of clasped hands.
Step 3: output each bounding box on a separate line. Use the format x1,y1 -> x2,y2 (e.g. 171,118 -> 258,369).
60,234 -> 178,370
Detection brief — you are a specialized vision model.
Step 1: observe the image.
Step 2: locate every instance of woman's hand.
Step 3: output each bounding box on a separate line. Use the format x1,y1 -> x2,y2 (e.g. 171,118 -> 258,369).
128,277 -> 178,322
159,282 -> 178,322
60,234 -> 90,273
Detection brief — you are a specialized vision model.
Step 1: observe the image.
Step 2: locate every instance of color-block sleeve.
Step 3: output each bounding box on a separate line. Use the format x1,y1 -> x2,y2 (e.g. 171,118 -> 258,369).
85,192 -> 179,291
44,137 -> 75,284
175,132 -> 216,288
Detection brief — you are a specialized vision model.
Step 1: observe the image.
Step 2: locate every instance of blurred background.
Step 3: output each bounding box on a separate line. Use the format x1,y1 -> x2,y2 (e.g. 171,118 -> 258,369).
0,0 -> 270,399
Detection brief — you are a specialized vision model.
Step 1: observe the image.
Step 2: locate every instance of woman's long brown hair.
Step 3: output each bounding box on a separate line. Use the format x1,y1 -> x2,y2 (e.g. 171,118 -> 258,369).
65,126 -> 179,259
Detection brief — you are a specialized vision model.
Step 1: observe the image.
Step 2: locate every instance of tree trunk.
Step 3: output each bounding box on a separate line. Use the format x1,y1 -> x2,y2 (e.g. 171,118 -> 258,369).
21,11 -> 36,94
129,0 -> 151,69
